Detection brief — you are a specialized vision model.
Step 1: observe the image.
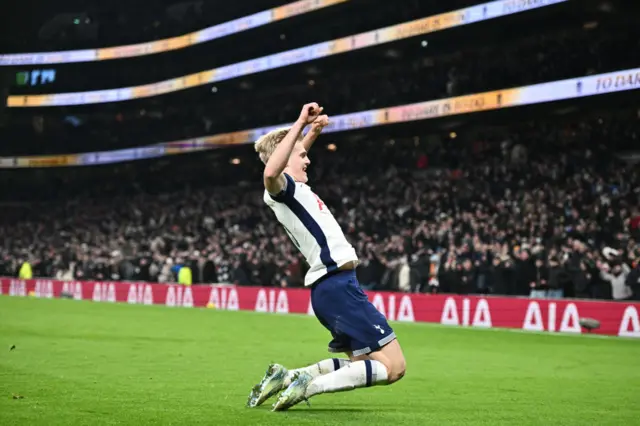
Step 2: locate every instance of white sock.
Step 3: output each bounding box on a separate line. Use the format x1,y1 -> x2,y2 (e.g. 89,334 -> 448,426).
305,360 -> 389,398
284,358 -> 351,387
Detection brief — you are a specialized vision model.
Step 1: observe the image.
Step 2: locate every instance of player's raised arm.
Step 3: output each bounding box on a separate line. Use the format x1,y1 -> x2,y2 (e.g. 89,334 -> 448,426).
256,103 -> 323,195
301,114 -> 329,151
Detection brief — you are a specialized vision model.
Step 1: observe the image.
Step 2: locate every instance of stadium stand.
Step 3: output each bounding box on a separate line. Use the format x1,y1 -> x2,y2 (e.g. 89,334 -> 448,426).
1,108 -> 638,300
2,4 -> 638,155
0,0 -> 342,53
0,0 -> 638,302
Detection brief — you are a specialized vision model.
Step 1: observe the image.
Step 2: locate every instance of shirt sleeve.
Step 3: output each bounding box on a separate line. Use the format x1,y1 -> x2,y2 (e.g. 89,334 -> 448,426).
268,173 -> 296,203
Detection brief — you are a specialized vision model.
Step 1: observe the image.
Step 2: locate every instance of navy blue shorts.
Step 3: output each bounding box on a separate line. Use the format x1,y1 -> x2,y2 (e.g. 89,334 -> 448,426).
311,270 -> 396,357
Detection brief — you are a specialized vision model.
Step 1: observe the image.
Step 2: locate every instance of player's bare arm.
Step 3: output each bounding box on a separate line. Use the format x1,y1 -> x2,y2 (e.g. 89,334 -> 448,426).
263,102 -> 323,194
301,114 -> 330,151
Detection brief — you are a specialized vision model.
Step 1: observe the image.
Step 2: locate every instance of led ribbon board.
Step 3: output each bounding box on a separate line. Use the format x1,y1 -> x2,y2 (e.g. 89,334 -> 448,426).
0,66 -> 637,168
6,0 -> 568,107
0,0 -> 349,66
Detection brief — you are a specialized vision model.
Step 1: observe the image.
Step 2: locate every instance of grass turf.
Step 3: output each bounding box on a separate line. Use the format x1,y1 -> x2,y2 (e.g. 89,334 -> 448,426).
0,296 -> 639,426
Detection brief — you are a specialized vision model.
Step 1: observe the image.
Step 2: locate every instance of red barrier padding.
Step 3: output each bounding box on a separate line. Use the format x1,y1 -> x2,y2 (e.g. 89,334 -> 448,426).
2,278 -> 639,338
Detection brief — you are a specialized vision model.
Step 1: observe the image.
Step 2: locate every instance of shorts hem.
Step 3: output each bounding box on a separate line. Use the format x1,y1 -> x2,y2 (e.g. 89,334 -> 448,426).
351,332 -> 397,357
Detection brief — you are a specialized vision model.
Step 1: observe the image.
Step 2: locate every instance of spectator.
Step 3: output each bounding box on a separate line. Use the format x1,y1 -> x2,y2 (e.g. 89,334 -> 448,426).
626,260 -> 640,301
516,251 -> 536,297
547,256 -> 569,299
599,261 -> 632,301
530,256 -> 548,299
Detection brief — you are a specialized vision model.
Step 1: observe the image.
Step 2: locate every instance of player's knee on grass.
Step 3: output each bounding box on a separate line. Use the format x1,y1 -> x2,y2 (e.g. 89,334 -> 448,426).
388,355 -> 406,384
378,354 -> 406,384
370,340 -> 406,384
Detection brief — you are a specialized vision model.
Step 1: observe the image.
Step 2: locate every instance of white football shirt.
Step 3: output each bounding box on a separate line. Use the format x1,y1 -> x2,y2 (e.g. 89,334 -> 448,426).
264,173 -> 359,286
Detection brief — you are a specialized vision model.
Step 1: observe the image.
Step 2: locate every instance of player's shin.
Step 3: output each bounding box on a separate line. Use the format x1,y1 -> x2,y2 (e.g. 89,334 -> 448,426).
284,358 -> 351,387
304,360 -> 388,397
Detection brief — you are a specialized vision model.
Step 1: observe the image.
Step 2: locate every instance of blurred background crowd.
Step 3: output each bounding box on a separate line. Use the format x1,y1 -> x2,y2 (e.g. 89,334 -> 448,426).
0,0 -> 638,301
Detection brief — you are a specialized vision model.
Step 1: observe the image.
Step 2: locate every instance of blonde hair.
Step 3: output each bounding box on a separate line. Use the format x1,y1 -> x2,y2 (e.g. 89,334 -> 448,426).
254,127 -> 302,164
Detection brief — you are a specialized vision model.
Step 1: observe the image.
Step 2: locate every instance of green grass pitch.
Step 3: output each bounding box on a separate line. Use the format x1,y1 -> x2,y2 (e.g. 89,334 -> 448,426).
1,296 -> 639,426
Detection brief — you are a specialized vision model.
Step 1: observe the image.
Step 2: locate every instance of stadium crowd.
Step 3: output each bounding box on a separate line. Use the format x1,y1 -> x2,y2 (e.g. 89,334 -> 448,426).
2,111 -> 639,301
1,0 -> 638,302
